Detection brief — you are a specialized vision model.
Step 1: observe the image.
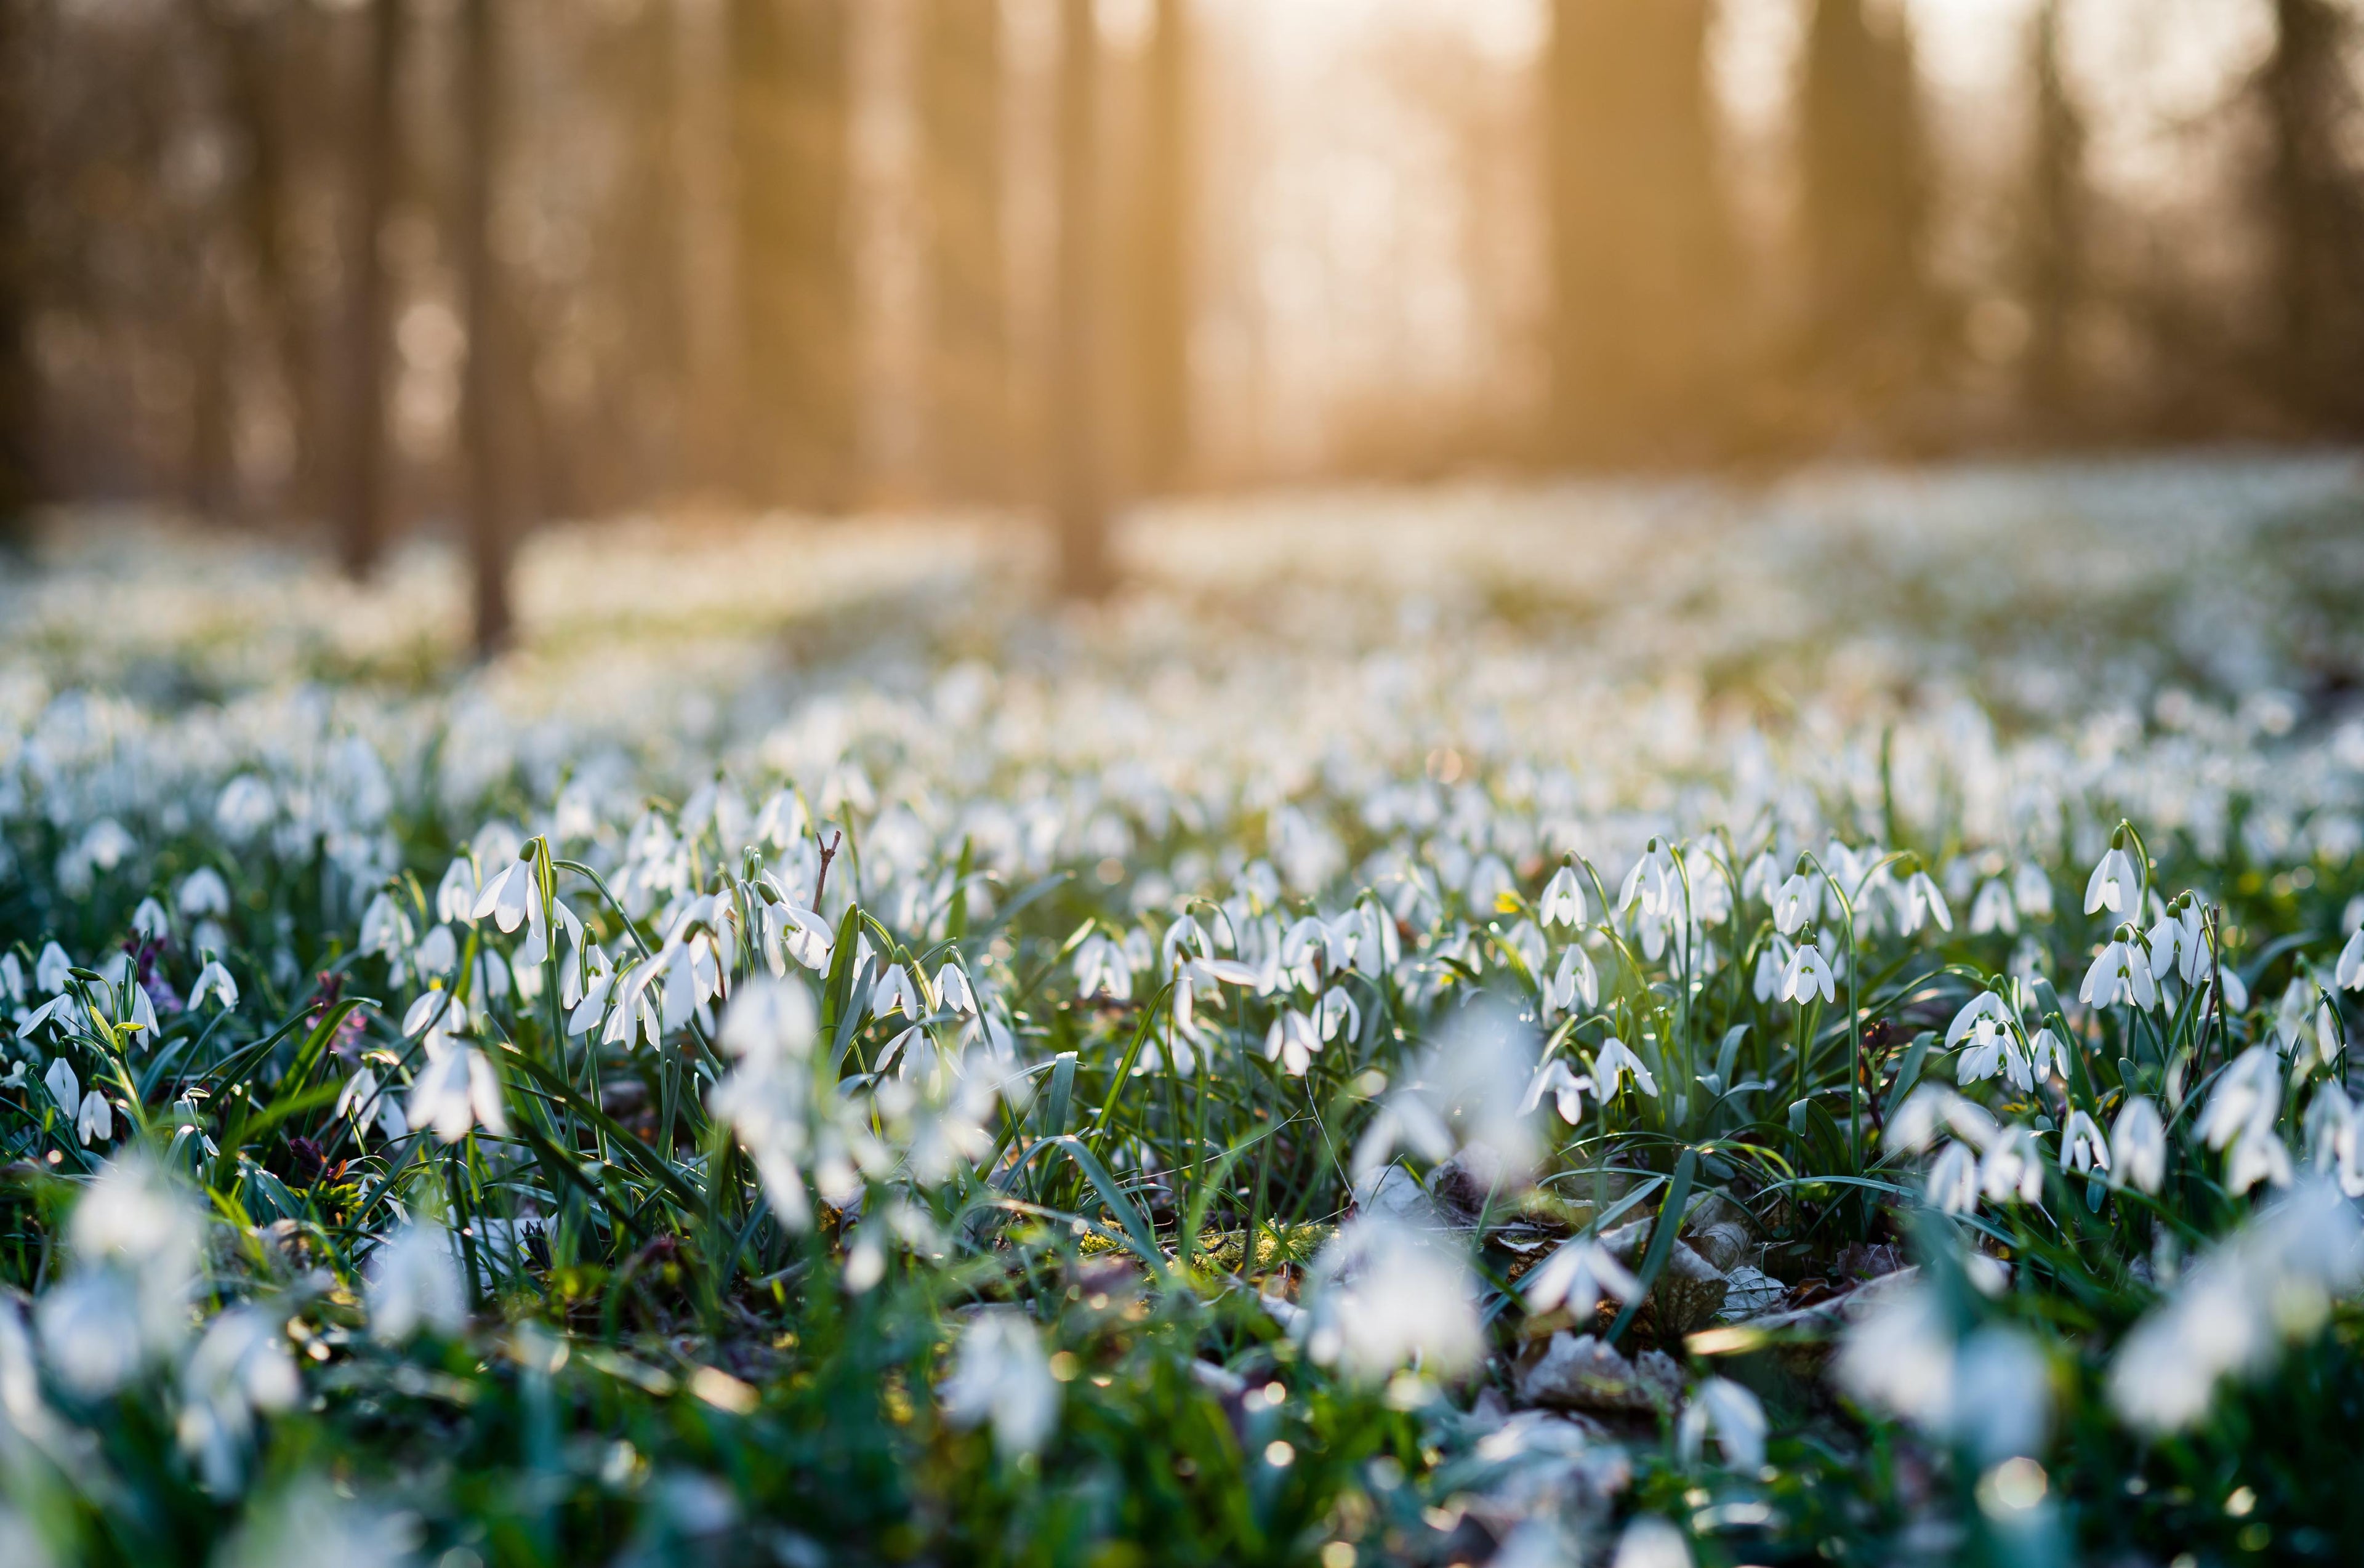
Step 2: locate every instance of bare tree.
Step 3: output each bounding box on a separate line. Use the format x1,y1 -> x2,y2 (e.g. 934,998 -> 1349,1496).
728,0 -> 855,510
458,0 -> 519,657
1545,0 -> 1734,462
334,0 -> 401,578
1132,0 -> 1191,494
1050,0 -> 1109,597
917,0 -> 1009,504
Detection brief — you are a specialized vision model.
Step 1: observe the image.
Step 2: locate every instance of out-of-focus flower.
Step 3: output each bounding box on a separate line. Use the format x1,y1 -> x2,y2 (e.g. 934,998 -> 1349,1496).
1979,1126 -> 2045,1204
369,1221 -> 468,1341
2109,1096 -> 2167,1194
2338,927 -> 2364,992
216,1480 -> 418,1568
1619,838 -> 1678,920
404,1032 -> 508,1144
1301,1215 -> 1484,1383
1519,1058 -> 1591,1125
1838,1279 -> 2049,1463
1969,878 -> 2017,935
2060,1109 -> 2109,1175
1264,1008 -> 1319,1077
1590,1037 -> 1658,1100
177,1305 -> 302,1492
36,1154 -> 203,1393
1611,1516 -> 1693,1568
1522,1236 -> 1637,1319
2109,1183 -> 2364,1434
1678,1377 -> 1767,1471
336,1066 -> 409,1141
1895,869 -> 1952,936
178,867 -> 233,920
940,1308 -> 1059,1459
1351,1003 -> 1537,1184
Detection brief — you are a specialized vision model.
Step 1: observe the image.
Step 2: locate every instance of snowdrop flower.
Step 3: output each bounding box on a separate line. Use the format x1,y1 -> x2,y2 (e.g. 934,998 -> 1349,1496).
2025,1025 -> 2068,1084
1172,953 -> 1260,1032
414,923 -> 459,979
1751,933 -> 1792,1002
1520,1058 -> 1591,1125
2060,1109 -> 2109,1175
177,866 -> 233,920
2012,861 -> 2054,920
1302,1215 -> 1484,1383
435,857 -> 481,925
1980,1126 -> 2046,1204
1611,1517 -> 1693,1568
1780,936 -> 1836,1006
2339,927 -> 2364,992
2109,1096 -> 2167,1194
1538,864 -> 1586,928
1618,838 -> 1678,920
131,897 -> 171,941
190,960 -> 239,1011
177,1305 -> 301,1492
1968,878 -> 2017,936
1927,1142 -> 1980,1213
2109,1183 -> 2364,1434
2312,996 -> 2344,1066
1887,1085 -> 1999,1155
1538,943 -> 1596,1019
1771,872 -> 1817,936
937,963 -> 978,1016
1264,1008 -> 1320,1077
404,1032 -> 509,1144
35,941 -> 71,995
2197,1045 -> 2281,1152
710,978 -> 822,1228
1351,1003 -> 1537,1185
1590,1037 -> 1657,1100
2303,1085 -> 2364,1197
77,1087 -> 115,1146
941,1308 -> 1059,1459
42,1056 -> 79,1119
766,899 -> 834,972
336,1066 -> 409,1141
37,1154 -> 203,1393
1893,867 -> 1952,936
1072,931 -> 1136,1002
1839,1281 -> 2049,1463
2148,898 -> 2209,986
2080,935 -> 2158,1011
369,1221 -> 468,1340
870,963 -> 921,1023
1678,1377 -> 1768,1471
1947,991 -> 2019,1085
2084,839 -> 2139,916
1522,1236 -> 1637,1318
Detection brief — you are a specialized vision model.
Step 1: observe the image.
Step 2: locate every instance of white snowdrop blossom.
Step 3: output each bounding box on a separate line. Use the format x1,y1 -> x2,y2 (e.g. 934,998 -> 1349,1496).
1968,878 -> 2016,936
368,1221 -> 469,1341
2109,1183 -> 2364,1434
177,1304 -> 302,1492
1678,1377 -> 1768,1471
2084,843 -> 2139,915
1779,937 -> 1836,1006
940,1308 -> 1059,1459
1538,864 -> 1586,928
2080,935 -> 2158,1011
2060,1109 -> 2110,1175
404,1031 -> 509,1144
2109,1096 -> 2168,1194
1301,1215 -> 1484,1384
1589,1037 -> 1657,1100
189,960 -> 239,1011
1521,1236 -> 1638,1319
36,1155 -> 204,1394
1519,1058 -> 1591,1125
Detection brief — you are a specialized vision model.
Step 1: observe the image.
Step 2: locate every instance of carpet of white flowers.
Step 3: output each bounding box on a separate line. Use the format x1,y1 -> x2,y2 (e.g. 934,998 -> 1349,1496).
3,454 -> 2364,1567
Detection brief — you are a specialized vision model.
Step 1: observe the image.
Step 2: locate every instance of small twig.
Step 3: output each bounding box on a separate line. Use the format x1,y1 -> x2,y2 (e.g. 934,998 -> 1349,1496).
812,829 -> 844,911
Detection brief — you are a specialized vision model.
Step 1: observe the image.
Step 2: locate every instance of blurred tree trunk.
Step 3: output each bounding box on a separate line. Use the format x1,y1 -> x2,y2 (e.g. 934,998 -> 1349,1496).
1051,0 -> 1109,597
917,0 -> 1008,504
2257,0 -> 2364,435
727,0 -> 854,510
185,242 -> 235,520
335,0 -> 401,578
1131,0 -> 1191,494
1545,0 -> 1732,464
2020,0 -> 2084,427
0,0 -> 36,555
459,0 -> 518,657
1798,0 -> 1932,419
205,0 -> 315,517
